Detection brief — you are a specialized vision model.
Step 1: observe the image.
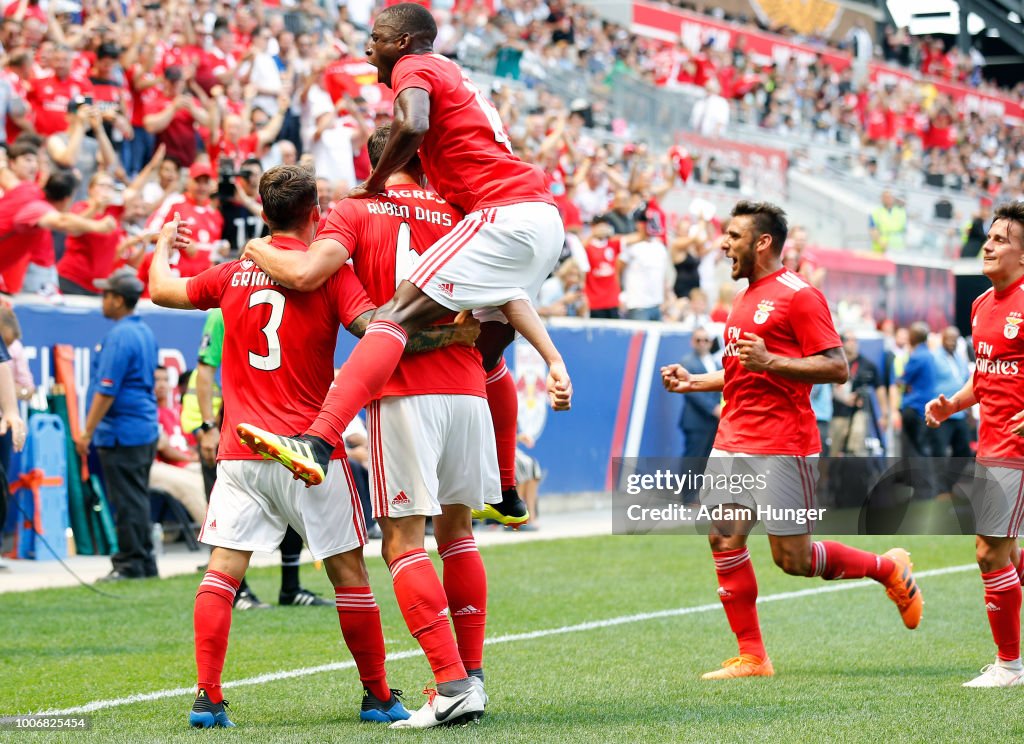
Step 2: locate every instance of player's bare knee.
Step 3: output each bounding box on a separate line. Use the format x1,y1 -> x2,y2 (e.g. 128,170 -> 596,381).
774,549 -> 811,576
708,533 -> 743,553
324,550 -> 369,587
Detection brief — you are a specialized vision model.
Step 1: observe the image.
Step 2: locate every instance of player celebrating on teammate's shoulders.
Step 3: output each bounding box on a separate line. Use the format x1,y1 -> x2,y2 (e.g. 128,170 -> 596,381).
662,201 -> 923,680
926,202 -> 1024,688
237,4 -> 570,528
148,169 -> 430,728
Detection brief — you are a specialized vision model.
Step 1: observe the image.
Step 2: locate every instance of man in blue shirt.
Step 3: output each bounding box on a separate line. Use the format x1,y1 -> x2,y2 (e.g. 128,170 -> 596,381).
75,267 -> 159,581
931,326 -> 972,494
900,321 -> 938,499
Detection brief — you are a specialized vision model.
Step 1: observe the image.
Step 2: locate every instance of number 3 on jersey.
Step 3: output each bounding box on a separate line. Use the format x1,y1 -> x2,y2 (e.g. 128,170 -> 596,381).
249,289 -> 285,371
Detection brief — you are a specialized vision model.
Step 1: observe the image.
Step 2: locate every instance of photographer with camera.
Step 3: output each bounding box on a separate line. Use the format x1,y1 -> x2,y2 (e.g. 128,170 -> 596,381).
829,332 -> 888,456
218,157 -> 266,260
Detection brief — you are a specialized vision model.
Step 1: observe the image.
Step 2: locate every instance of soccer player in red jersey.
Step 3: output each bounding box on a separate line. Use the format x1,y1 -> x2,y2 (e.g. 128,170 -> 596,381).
662,201 -> 923,679
244,126 -> 493,727
239,3 -> 571,514
927,202 -> 1024,687
147,168 -> 427,728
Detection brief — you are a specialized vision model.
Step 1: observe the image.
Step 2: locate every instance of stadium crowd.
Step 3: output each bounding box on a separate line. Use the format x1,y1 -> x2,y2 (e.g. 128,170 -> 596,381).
0,0 -> 1018,321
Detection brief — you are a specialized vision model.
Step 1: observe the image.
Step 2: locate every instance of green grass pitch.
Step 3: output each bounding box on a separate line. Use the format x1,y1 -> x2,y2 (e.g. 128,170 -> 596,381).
1,534 -> 1020,743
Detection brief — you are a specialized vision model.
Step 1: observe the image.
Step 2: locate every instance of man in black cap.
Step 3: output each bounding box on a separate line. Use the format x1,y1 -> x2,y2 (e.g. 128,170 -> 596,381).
75,267 -> 160,581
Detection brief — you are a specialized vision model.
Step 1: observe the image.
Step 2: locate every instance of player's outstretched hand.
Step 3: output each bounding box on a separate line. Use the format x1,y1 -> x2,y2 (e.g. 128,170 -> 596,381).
548,361 -> 572,411
925,395 -> 956,428
1010,409 -> 1024,436
660,364 -> 693,393
737,332 -> 772,372
452,311 -> 481,346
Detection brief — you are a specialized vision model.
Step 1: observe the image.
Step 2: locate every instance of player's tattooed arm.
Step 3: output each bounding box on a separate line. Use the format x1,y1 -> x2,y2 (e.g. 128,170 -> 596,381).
346,310 -> 481,352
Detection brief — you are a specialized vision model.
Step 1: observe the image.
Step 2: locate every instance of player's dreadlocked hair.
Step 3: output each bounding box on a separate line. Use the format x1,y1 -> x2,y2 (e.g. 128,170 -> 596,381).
731,200 -> 789,256
259,165 -> 318,233
379,2 -> 438,44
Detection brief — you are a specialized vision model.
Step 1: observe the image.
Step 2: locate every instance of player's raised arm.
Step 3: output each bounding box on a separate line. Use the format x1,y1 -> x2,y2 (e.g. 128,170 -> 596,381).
243,235 -> 351,292
349,88 -> 430,199
149,212 -> 196,309
926,377 -> 977,428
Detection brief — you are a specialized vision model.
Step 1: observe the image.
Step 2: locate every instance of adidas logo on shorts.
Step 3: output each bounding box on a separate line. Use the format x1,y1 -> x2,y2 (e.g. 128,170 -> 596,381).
391,491 -> 411,507
437,281 -> 455,297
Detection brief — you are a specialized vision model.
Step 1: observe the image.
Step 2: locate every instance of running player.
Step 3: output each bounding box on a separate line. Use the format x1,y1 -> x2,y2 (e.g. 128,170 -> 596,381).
147,167 -> 423,728
662,201 -> 923,679
266,124 -> 492,728
926,202 -> 1024,687
238,3 -> 571,517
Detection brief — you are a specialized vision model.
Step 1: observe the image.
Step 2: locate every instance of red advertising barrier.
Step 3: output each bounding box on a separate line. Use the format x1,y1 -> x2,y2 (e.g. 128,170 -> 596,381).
632,1 -> 1024,123
676,131 -> 788,196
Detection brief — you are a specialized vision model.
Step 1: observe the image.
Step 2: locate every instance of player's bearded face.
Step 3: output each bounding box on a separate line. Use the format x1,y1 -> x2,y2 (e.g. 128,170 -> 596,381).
722,218 -> 755,281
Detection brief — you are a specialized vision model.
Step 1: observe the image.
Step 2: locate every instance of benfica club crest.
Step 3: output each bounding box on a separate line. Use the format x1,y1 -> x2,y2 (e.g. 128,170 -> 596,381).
514,340 -> 548,443
753,300 -> 775,325
1005,312 -> 1023,340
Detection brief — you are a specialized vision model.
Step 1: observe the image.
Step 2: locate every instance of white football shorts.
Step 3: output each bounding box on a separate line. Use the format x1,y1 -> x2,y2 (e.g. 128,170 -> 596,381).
969,464 -> 1024,538
699,448 -> 821,536
407,201 -> 564,324
366,394 -> 501,519
200,459 -> 366,559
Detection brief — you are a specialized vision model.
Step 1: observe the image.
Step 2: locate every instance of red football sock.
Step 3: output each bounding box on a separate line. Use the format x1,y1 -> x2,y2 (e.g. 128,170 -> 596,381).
983,565 -> 1022,662
335,586 -> 390,701
194,570 -> 240,704
485,359 -> 518,491
389,548 -> 467,683
439,537 -> 487,671
713,548 -> 766,660
809,541 -> 894,582
306,320 -> 408,447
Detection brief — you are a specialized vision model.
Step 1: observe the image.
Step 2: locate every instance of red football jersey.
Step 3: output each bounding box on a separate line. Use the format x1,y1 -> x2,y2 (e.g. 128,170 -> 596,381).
27,74 -> 93,136
389,53 -> 552,214
147,193 -> 224,248
317,185 -> 486,399
186,236 -> 374,461
58,203 -> 125,292
583,237 -> 621,311
971,274 -> 1024,467
715,268 -> 841,456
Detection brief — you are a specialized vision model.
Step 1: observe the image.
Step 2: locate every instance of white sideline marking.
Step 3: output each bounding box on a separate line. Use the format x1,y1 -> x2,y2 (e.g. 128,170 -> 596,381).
35,562 -> 976,716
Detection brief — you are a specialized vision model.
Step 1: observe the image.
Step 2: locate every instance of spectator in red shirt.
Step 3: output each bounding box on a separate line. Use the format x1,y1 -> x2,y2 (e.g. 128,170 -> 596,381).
90,43 -> 133,158
58,147 -> 164,295
27,45 -> 93,137
0,164 -> 117,294
143,66 -> 212,168
583,214 -> 622,319
138,161 -> 220,293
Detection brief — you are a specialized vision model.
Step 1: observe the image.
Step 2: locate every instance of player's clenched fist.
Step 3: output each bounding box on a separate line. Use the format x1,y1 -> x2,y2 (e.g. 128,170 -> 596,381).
547,361 -> 572,411
737,332 -> 772,372
661,364 -> 693,393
